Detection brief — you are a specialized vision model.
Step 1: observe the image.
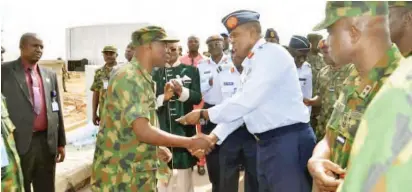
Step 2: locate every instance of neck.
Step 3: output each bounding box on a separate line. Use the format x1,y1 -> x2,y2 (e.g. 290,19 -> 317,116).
310,49 -> 318,54
296,63 -> 304,68
235,64 -> 243,73
168,59 -> 178,66
21,57 -> 37,65
395,35 -> 412,57
189,51 -> 198,57
106,62 -> 116,67
211,53 -> 223,64
135,55 -> 153,73
353,38 -> 391,78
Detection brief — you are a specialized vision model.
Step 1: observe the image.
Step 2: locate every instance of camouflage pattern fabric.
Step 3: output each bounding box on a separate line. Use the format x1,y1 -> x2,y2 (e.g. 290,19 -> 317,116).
102,45 -> 117,53
338,57 -> 412,192
314,64 -> 354,141
307,52 -> 326,88
388,1 -> 412,9
327,45 -> 402,170
1,95 -> 24,192
91,58 -> 170,192
313,1 -> 389,31
90,64 -> 117,117
131,26 -> 179,46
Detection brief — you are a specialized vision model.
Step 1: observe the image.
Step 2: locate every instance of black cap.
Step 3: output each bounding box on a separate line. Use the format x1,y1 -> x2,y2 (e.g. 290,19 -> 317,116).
265,28 -> 279,40
289,35 -> 311,52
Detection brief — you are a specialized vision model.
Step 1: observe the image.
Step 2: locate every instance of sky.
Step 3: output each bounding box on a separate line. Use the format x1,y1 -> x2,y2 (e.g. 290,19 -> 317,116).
0,0 -> 327,61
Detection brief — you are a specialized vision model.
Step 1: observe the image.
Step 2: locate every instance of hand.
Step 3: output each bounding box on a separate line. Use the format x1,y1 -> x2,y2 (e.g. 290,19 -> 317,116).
93,115 -> 100,126
157,146 -> 172,163
208,78 -> 213,86
188,133 -> 215,154
176,109 -> 201,125
171,80 -> 182,96
308,158 -> 345,192
164,82 -> 175,101
190,149 -> 205,159
56,147 -> 65,163
303,98 -> 314,106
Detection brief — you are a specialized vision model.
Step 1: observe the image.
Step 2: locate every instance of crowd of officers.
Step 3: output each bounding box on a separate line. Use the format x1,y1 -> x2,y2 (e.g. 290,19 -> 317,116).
1,1 -> 412,192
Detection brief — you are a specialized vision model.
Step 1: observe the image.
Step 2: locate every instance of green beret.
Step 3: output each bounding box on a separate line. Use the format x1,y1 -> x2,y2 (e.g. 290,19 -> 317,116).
313,1 -> 389,31
102,45 -> 117,53
388,1 -> 412,10
132,26 -> 179,46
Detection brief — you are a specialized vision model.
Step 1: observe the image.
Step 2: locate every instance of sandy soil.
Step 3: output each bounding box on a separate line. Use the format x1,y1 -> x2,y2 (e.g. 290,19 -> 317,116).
62,72 -> 87,127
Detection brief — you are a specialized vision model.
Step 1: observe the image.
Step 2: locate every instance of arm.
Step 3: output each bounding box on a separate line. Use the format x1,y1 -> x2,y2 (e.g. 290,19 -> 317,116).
178,67 -> 202,105
208,46 -> 291,124
90,70 -> 102,116
306,68 -> 313,99
54,73 -> 66,147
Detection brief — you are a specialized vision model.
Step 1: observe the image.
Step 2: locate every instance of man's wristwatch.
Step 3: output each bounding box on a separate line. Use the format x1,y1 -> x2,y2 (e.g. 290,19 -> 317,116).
199,109 -> 206,125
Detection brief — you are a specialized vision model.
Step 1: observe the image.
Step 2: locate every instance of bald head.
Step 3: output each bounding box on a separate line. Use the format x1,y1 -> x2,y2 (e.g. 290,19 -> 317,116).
19,33 -> 44,64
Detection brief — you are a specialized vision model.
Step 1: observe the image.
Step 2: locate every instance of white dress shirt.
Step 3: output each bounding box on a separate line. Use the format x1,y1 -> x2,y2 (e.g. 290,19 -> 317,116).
198,55 -> 231,105
210,39 -> 310,144
214,64 -> 242,101
297,62 -> 312,114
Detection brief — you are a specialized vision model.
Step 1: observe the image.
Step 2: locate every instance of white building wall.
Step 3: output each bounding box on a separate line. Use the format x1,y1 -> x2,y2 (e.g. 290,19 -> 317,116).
66,23 -> 149,66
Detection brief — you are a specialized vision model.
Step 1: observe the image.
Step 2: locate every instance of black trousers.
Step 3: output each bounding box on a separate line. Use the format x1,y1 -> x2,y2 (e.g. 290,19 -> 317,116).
219,125 -> 259,192
202,102 -> 221,192
20,131 -> 56,192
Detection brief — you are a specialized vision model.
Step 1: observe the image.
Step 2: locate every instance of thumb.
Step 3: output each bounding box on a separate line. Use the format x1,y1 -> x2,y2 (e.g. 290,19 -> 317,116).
323,160 -> 345,174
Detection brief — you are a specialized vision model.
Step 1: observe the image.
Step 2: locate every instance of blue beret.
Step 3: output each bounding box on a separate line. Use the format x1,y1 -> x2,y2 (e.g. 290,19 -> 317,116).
288,35 -> 311,52
221,10 -> 260,33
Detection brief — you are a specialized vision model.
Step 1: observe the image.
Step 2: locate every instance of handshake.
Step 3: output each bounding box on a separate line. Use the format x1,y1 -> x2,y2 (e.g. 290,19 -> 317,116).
187,133 -> 218,159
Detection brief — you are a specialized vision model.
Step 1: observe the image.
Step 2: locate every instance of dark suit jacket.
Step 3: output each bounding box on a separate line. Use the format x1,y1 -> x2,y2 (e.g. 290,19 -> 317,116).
1,58 -> 66,155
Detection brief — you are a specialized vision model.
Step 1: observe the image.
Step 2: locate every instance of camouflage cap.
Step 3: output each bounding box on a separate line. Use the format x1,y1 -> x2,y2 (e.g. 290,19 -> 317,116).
388,1 -> 412,10
307,33 -> 323,42
206,35 -> 224,44
131,26 -> 179,46
102,45 -> 117,53
313,1 -> 389,31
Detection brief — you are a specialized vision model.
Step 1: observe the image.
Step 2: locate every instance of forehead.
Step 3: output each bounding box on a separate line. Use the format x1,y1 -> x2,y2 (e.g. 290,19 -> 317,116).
188,37 -> 199,42
167,43 -> 179,48
26,36 -> 43,44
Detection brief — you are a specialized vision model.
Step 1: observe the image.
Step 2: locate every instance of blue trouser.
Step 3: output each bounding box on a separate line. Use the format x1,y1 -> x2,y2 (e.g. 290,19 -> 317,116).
256,123 -> 316,192
219,125 -> 259,192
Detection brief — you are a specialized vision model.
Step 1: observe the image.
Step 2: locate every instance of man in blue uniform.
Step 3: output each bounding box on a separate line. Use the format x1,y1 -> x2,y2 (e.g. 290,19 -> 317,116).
178,10 -> 316,191
214,53 -> 259,192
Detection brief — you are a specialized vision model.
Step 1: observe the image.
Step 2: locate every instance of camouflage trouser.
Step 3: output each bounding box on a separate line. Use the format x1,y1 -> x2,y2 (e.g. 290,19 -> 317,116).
91,170 -> 156,192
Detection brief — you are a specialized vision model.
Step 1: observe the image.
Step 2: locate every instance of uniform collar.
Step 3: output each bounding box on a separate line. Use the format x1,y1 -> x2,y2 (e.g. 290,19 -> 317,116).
165,59 -> 181,68
130,57 -> 153,83
348,44 -> 402,99
208,54 -> 229,65
248,38 -> 267,59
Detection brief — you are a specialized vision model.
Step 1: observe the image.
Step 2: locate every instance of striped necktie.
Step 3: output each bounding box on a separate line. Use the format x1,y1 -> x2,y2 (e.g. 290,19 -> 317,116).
28,68 -> 41,115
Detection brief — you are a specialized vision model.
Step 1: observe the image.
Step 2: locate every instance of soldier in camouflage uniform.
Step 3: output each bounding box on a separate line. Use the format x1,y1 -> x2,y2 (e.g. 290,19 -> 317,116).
337,52 -> 412,192
307,2 -> 403,192
1,95 -> 25,192
304,40 -> 354,142
337,2 -> 412,191
306,33 -> 325,130
91,26 -> 214,192
90,45 -> 118,126
125,42 -> 135,62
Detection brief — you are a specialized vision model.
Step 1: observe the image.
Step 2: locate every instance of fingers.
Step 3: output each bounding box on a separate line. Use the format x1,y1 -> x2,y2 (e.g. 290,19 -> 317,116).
323,160 -> 345,174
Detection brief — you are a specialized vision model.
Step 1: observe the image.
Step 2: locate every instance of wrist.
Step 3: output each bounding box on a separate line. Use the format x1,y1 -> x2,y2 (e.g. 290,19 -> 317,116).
208,133 -> 218,144
200,109 -> 209,120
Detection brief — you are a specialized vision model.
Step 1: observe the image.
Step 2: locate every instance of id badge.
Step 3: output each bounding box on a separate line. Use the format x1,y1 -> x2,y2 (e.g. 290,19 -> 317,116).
1,136 -> 9,168
52,102 -> 59,112
103,80 -> 109,89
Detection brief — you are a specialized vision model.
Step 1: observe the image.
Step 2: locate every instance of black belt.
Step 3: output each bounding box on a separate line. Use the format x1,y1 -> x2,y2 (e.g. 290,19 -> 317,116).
253,123 -> 308,141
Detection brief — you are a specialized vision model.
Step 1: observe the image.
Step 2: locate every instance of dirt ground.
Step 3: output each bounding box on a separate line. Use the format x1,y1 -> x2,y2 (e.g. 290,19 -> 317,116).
62,72 -> 87,128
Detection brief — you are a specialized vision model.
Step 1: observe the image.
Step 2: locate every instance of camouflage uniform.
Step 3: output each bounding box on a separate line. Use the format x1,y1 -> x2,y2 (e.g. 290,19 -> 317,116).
1,95 -> 24,192
307,52 -> 325,88
313,1 -> 401,171
91,26 -> 178,192
314,64 -> 354,141
90,46 -> 118,117
338,56 -> 412,192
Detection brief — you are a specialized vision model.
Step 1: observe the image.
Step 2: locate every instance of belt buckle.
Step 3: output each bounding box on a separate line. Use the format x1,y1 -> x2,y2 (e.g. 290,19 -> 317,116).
253,134 -> 260,141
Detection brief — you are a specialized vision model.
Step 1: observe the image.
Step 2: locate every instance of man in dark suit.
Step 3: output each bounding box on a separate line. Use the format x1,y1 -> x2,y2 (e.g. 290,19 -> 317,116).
1,33 -> 66,192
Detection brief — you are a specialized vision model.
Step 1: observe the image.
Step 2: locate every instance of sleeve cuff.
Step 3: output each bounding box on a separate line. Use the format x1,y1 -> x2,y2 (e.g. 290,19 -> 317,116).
156,94 -> 165,109
211,125 -> 225,145
178,87 -> 190,102
208,104 -> 223,124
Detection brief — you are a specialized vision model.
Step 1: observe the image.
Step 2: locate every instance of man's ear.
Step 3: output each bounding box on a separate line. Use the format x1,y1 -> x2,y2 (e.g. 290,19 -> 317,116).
349,25 -> 361,45
403,11 -> 412,28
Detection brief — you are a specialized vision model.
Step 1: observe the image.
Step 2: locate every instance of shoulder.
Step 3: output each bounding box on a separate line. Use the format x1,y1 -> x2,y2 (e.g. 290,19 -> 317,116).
1,60 -> 18,70
256,43 -> 293,62
216,63 -> 233,74
303,62 -> 312,69
40,66 -> 56,77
